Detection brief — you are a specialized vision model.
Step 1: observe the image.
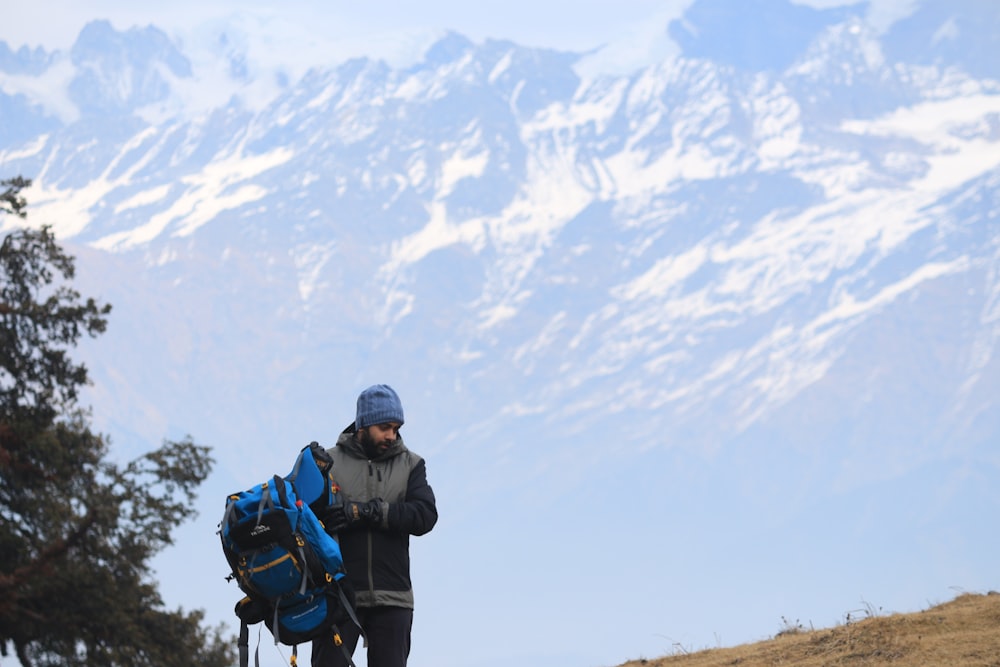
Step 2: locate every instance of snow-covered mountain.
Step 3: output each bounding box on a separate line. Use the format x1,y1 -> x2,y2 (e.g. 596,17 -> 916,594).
1,2 -> 998,666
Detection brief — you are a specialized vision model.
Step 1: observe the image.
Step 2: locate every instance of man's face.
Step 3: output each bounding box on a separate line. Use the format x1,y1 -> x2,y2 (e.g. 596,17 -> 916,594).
360,422 -> 400,453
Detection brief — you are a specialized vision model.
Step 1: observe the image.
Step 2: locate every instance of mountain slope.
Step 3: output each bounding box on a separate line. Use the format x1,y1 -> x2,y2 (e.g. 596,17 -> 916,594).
619,592 -> 1000,667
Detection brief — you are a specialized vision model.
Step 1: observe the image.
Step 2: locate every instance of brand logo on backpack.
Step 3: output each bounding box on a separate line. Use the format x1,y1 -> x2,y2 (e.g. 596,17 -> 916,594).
249,524 -> 270,538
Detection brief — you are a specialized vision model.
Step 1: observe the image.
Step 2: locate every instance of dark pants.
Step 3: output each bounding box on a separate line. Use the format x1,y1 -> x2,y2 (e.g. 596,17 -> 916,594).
312,606 -> 413,667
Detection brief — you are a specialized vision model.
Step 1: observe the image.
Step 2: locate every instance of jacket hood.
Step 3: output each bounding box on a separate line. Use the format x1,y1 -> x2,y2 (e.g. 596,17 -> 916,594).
338,422 -> 408,461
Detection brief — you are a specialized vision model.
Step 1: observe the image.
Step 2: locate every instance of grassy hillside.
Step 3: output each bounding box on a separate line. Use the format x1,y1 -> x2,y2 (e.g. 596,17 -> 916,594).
617,592 -> 1000,667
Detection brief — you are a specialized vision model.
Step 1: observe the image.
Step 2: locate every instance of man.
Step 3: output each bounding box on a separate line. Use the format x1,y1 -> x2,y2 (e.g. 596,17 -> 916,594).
313,384 -> 438,667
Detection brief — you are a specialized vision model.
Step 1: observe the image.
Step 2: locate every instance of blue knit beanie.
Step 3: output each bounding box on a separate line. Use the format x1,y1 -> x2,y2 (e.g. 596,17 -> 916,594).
356,384 -> 405,429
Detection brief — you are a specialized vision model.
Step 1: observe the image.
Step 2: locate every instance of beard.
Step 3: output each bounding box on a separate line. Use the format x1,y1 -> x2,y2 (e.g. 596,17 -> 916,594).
358,428 -> 393,458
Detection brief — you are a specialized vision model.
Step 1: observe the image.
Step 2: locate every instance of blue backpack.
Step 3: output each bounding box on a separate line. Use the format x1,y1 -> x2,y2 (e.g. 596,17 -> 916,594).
220,443 -> 360,667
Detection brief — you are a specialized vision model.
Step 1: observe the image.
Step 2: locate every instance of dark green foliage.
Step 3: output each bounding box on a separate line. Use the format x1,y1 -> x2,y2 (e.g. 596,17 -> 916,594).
0,177 -> 234,667
1,177 -> 30,218
0,212 -> 111,427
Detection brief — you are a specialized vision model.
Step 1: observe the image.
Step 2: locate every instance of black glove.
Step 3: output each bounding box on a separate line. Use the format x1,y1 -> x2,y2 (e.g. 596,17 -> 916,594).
344,499 -> 384,526
307,441 -> 333,472
317,504 -> 350,533
319,499 -> 383,532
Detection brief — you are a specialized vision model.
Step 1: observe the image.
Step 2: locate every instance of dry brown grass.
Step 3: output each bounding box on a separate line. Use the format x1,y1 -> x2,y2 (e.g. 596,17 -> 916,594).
617,592 -> 1000,667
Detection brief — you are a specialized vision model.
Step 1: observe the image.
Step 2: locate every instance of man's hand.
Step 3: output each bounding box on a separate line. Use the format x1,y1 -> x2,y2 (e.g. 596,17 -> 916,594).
318,504 -> 350,533
319,499 -> 384,532
344,499 -> 384,525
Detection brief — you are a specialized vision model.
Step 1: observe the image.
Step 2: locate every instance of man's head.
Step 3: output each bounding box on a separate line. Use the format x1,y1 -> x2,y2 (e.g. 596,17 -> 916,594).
355,384 -> 404,455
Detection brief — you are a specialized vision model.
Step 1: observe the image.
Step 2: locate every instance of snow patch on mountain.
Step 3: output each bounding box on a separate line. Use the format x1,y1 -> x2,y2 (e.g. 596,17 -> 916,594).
0,57 -> 79,122
93,145 -> 293,250
841,92 -> 1000,192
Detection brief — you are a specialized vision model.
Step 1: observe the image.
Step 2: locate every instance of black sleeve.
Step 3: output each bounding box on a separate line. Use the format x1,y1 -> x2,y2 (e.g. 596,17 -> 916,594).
387,457 -> 437,536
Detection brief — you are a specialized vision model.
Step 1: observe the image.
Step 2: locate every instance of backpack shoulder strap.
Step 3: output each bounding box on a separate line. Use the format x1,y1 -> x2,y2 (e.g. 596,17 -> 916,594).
272,475 -> 291,509
238,618 -> 263,667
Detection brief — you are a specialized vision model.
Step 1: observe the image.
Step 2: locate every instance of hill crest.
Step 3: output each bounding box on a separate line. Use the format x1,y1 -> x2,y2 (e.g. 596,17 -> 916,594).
618,592 -> 1000,667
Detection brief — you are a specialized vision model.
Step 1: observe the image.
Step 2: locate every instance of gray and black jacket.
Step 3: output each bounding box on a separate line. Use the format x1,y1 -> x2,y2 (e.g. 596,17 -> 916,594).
327,425 -> 437,609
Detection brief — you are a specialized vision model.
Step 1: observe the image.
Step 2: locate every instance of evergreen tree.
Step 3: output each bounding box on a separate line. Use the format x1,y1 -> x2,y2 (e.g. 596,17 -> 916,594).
0,177 -> 234,667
